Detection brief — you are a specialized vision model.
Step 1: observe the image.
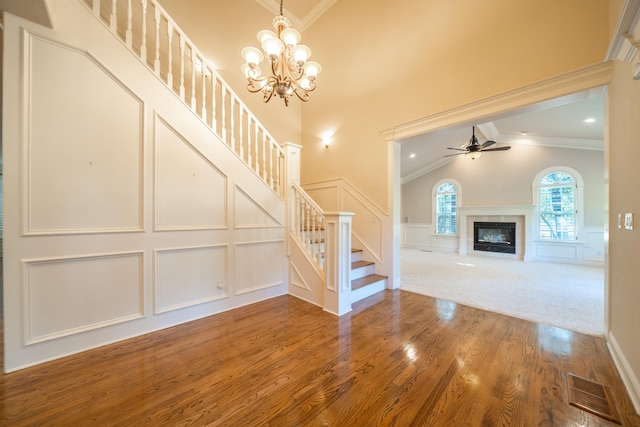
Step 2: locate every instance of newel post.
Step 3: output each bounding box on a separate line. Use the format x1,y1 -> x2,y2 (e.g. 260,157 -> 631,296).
282,142 -> 302,186
323,212 -> 354,316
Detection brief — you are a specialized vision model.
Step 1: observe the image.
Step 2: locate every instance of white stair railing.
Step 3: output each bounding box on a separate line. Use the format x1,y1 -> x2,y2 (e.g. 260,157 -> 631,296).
82,0 -> 285,198
290,183 -> 326,274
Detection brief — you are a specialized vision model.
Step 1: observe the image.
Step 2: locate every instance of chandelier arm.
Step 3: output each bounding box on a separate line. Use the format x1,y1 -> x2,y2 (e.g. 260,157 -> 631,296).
293,88 -> 310,102
247,77 -> 267,93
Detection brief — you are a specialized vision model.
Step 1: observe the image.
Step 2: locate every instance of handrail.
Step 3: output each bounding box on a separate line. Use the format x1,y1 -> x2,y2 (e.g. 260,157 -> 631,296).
81,0 -> 285,198
290,183 -> 326,274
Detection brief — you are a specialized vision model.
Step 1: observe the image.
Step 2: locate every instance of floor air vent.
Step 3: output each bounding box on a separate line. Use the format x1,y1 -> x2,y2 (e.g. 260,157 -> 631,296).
566,373 -> 621,424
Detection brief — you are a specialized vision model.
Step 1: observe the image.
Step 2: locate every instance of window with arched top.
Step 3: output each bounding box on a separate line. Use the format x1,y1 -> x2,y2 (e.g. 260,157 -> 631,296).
533,168 -> 583,241
433,180 -> 460,235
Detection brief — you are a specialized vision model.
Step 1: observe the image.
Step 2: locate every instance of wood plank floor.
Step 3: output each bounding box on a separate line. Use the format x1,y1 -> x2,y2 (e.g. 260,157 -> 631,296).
1,290 -> 639,426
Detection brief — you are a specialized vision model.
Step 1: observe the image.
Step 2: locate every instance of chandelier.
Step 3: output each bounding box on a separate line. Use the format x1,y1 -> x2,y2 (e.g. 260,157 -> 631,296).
241,1 -> 321,106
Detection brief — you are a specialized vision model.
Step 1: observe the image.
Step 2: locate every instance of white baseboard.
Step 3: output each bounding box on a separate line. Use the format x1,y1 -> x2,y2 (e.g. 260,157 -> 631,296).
608,332 -> 640,415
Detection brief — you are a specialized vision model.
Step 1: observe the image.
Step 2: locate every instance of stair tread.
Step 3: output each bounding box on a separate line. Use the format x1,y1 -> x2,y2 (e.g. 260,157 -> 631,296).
351,274 -> 387,290
351,260 -> 374,269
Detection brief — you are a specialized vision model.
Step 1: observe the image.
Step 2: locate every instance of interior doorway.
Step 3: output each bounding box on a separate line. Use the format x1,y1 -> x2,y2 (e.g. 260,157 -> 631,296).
387,64 -> 611,335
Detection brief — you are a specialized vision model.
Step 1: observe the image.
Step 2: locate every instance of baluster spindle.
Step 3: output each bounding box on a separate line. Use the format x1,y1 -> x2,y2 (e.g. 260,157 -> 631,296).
211,76 -> 217,130
230,100 -> 235,152
179,37 -> 185,99
140,0 -> 148,62
247,118 -> 252,168
269,140 -> 274,188
311,210 -> 317,258
304,204 -> 311,250
276,151 -> 282,195
201,65 -> 207,121
262,133 -> 267,180
109,0 -> 117,31
255,128 -> 261,176
167,23 -> 174,89
239,109 -> 244,160
154,8 -> 160,74
191,48 -> 196,109
221,88 -> 227,142
126,0 -> 133,48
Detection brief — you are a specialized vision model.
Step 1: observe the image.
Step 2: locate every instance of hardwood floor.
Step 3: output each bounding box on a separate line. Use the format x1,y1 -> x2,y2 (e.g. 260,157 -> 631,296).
1,290 -> 639,426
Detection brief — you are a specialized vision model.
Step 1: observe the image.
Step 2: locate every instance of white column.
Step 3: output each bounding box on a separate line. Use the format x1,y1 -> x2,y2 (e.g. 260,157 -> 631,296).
324,212 -> 354,316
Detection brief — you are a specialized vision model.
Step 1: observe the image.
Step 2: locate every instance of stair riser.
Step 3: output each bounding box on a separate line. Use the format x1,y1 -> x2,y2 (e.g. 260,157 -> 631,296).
351,279 -> 387,302
351,265 -> 376,280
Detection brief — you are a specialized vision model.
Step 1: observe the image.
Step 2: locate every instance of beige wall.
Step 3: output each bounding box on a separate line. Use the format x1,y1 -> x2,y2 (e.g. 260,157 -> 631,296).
608,59 -> 640,401
300,0 -> 610,209
402,146 -> 605,227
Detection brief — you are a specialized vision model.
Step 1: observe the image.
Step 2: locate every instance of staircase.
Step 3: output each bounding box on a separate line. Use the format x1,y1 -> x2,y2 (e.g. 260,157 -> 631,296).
297,220 -> 387,306
350,249 -> 388,303
83,0 -> 385,314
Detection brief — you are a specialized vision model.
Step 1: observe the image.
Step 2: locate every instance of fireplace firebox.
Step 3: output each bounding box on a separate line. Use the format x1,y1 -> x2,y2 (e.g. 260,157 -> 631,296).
474,222 -> 516,254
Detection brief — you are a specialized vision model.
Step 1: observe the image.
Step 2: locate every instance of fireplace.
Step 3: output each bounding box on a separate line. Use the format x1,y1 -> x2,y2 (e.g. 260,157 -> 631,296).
474,222 -> 516,254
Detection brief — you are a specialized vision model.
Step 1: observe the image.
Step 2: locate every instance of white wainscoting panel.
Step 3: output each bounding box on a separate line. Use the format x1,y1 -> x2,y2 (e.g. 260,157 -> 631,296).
155,245 -> 228,313
402,224 -> 432,248
24,252 -> 144,344
155,115 -> 228,230
25,34 -> 143,234
235,240 -> 285,294
234,186 -> 281,228
582,227 -> 605,262
535,242 -> 580,260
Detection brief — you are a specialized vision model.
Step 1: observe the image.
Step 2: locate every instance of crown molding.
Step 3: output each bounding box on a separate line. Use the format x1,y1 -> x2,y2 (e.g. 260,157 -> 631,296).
606,0 -> 640,62
382,62 -> 613,142
254,0 -> 337,31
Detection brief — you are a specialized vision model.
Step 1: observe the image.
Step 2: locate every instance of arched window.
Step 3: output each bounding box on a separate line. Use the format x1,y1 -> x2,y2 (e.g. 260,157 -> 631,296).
533,168 -> 582,240
433,180 -> 459,235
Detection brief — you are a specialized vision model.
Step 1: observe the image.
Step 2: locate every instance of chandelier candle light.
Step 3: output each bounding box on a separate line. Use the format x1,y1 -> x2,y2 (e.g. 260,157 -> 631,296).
241,0 -> 321,106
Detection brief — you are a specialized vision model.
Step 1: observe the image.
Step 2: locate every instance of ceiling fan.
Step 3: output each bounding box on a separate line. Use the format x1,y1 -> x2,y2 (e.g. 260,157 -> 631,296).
445,126 -> 511,160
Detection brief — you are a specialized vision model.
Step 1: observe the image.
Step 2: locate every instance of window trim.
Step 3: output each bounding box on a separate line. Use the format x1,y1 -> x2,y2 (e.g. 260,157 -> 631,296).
432,179 -> 462,236
532,166 -> 584,242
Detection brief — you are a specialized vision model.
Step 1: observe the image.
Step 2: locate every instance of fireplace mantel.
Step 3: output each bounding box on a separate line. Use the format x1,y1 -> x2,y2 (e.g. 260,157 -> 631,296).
458,205 -> 536,260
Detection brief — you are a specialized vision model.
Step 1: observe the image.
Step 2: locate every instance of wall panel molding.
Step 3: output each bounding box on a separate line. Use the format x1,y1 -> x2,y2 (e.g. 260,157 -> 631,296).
23,251 -> 144,345
154,245 -> 229,314
234,240 -> 285,295
22,30 -> 144,236
234,185 -> 283,229
154,113 -> 229,231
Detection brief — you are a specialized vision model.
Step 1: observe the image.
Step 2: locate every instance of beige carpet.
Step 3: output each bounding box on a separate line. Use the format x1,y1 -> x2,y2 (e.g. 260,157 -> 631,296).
400,248 -> 605,336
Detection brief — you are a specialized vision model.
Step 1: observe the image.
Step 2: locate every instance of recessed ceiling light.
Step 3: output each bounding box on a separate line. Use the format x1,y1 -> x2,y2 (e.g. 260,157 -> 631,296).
409,153 -> 416,158
584,118 -> 596,123
520,131 -> 528,136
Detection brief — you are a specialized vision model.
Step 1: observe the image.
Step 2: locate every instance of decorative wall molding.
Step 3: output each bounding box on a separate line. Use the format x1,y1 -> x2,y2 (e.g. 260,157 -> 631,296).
23,30 -> 145,235
154,245 -> 228,314
23,251 -> 144,345
154,113 -> 229,231
234,240 -> 285,295
234,184 -> 284,229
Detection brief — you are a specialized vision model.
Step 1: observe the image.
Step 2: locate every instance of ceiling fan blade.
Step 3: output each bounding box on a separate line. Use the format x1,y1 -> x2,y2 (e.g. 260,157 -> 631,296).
479,140 -> 496,149
446,147 -> 468,151
480,146 -> 511,152
444,152 -> 465,157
